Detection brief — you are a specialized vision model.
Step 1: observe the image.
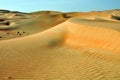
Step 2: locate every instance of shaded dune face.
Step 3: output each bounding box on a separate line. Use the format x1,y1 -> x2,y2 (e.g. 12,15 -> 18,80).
111,15 -> 120,20
0,10 -> 120,80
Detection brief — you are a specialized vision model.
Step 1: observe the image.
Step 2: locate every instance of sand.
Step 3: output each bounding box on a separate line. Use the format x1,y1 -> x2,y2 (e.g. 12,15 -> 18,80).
0,9 -> 120,80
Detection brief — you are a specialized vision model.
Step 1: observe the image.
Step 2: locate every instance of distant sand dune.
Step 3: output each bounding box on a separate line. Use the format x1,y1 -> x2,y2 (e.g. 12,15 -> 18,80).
65,12 -> 111,19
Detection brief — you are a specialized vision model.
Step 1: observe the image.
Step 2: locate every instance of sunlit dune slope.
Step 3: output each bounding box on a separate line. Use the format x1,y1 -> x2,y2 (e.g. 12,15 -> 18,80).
65,19 -> 120,53
0,15 -> 120,80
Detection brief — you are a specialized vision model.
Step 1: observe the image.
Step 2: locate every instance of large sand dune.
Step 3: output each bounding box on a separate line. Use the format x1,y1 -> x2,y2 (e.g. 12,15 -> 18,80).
0,9 -> 120,80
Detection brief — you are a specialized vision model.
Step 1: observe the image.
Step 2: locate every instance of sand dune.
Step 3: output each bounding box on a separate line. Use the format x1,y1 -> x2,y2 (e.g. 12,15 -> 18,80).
64,12 -> 111,19
0,10 -> 67,40
0,9 -> 120,80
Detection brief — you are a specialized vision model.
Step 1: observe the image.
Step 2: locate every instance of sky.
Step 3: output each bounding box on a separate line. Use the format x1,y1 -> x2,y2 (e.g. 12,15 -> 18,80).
0,0 -> 120,12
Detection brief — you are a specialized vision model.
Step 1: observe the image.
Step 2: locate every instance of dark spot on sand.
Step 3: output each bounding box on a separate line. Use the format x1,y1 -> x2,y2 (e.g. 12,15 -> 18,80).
16,31 -> 22,35
8,76 -> 13,79
7,32 -> 10,34
16,32 -> 20,34
19,33 -> 22,35
5,21 -> 10,25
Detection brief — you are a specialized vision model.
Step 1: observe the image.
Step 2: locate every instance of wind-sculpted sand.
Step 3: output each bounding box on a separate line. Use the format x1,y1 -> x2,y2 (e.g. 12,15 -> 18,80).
0,9 -> 120,80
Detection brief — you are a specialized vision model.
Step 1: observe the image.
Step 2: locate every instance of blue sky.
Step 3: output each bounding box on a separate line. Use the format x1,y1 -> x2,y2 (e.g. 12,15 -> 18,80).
0,0 -> 120,12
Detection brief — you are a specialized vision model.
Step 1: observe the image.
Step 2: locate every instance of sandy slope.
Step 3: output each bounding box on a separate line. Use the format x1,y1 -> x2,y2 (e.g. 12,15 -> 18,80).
65,12 -> 111,20
0,11 -> 67,41
0,10 -> 120,80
